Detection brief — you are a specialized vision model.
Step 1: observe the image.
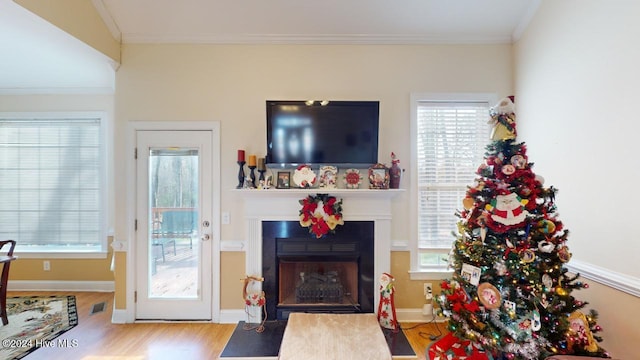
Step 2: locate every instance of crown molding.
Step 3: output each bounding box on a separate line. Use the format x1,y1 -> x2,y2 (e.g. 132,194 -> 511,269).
121,33 -> 515,45
512,0 -> 541,41
92,0 -> 122,43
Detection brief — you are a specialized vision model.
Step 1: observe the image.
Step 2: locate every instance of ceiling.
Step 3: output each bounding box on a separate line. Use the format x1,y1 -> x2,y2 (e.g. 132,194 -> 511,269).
99,0 -> 540,44
0,0 -> 540,93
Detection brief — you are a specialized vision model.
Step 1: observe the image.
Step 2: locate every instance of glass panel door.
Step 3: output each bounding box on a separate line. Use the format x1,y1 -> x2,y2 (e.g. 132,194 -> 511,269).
135,130 -> 212,320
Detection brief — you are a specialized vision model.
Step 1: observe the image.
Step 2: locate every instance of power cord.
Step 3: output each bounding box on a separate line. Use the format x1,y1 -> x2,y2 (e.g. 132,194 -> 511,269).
398,303 -> 443,341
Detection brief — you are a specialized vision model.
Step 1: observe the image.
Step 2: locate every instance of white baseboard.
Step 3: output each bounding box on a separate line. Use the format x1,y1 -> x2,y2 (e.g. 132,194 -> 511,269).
566,259 -> 640,298
111,305 -> 128,324
8,280 -> 115,292
396,308 -> 447,324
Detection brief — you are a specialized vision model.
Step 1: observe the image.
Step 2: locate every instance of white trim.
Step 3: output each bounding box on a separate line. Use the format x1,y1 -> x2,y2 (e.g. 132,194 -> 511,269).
0,87 -> 115,95
396,308 -> 448,324
565,259 -> 640,298
122,33 -> 515,46
125,120 -> 222,323
219,309 -> 247,324
8,280 -> 114,292
111,306 -> 128,324
12,251 -> 108,259
220,240 -> 245,252
512,0 -> 541,41
390,240 -> 409,251
409,270 -> 453,281
91,0 -> 122,43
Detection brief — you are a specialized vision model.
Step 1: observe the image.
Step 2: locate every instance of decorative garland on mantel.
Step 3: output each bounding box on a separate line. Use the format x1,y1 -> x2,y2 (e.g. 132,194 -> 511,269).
299,194 -> 344,238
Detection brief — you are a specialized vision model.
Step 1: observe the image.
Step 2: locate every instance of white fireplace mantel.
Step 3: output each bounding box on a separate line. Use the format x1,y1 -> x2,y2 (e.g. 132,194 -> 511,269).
234,188 -> 403,317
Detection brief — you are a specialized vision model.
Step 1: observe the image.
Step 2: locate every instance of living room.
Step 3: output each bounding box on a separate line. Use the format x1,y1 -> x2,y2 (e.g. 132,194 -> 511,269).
1,1 -> 638,359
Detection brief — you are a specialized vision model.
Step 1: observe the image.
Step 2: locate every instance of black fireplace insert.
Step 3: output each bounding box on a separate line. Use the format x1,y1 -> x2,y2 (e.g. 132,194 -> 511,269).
262,221 -> 375,320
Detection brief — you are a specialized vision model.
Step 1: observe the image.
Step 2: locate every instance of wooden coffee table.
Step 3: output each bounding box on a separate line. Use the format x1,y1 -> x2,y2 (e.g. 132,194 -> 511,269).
278,313 -> 392,360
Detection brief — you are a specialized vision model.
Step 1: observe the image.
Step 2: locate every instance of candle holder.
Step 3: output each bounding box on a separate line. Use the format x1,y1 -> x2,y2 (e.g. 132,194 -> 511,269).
258,169 -> 266,182
236,161 -> 246,189
248,165 -> 257,188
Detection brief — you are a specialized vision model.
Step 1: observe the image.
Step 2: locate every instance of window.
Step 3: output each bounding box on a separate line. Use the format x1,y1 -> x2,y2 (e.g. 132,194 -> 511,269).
411,94 -> 494,275
0,113 -> 106,254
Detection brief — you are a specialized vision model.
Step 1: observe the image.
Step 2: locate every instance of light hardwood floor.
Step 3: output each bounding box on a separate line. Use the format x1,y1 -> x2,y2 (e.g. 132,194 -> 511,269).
8,291 -> 444,360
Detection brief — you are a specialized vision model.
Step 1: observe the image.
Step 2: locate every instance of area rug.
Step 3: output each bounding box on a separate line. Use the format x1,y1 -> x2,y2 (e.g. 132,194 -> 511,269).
0,295 -> 78,360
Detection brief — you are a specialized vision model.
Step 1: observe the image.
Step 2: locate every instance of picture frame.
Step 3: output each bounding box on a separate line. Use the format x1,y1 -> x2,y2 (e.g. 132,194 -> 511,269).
368,163 -> 389,189
276,171 -> 291,189
319,166 -> 338,189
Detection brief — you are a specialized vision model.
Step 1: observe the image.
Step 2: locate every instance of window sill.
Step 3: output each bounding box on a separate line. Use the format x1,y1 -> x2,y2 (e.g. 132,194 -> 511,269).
409,269 -> 453,281
11,250 -> 108,259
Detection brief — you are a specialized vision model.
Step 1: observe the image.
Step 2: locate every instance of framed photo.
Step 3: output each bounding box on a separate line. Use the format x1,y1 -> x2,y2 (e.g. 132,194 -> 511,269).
277,171 -> 291,189
368,163 -> 389,189
461,263 -> 481,286
319,166 -> 338,189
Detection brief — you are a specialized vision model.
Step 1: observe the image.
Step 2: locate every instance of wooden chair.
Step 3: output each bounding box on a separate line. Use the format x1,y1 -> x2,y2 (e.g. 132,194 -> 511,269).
0,240 -> 17,326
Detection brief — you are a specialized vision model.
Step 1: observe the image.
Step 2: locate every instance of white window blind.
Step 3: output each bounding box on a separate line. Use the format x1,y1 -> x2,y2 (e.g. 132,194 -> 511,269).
417,101 -> 491,251
0,117 -> 103,250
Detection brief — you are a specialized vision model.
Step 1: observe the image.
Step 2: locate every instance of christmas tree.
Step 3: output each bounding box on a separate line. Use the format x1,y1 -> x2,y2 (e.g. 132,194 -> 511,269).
435,97 -> 610,359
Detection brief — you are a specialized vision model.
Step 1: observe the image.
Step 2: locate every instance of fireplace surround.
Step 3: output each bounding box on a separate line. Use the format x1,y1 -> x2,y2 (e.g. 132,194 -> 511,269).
236,188 -> 402,321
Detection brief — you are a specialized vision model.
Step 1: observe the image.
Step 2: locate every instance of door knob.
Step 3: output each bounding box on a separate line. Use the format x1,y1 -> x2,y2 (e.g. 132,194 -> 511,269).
201,234 -> 211,241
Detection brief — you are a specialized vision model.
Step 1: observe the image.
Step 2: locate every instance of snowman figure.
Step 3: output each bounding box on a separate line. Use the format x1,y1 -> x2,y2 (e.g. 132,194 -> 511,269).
485,192 -> 529,227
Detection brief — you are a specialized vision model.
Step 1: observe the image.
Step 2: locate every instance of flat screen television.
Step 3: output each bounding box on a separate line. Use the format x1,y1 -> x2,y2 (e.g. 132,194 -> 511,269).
266,100 -> 379,167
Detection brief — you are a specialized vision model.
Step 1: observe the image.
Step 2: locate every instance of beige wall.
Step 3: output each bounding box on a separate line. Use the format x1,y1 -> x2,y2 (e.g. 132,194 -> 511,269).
514,1 -> 640,358
112,43 -> 513,310
113,42 -> 513,247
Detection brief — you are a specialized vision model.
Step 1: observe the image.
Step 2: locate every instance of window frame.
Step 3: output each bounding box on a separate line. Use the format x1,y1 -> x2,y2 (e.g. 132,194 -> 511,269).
0,111 -> 110,259
409,93 -> 497,279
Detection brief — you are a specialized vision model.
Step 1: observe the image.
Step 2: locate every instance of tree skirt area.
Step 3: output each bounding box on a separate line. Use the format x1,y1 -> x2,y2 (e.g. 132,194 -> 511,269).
220,318 -> 415,359
0,296 -> 78,360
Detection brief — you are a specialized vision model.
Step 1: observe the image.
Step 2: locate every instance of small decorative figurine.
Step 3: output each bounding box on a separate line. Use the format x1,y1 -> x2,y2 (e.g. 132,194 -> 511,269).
242,275 -> 266,333
377,272 -> 398,332
389,152 -> 401,189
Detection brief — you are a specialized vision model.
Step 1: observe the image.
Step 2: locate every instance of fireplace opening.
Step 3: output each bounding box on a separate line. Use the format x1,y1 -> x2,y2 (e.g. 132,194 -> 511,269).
262,221 -> 374,320
278,260 -> 359,307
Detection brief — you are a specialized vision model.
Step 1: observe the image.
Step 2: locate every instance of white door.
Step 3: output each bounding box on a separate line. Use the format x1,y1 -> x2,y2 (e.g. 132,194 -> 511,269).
135,130 -> 213,320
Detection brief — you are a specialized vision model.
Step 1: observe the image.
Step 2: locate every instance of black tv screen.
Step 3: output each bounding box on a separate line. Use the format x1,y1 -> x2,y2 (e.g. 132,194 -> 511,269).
266,100 -> 379,167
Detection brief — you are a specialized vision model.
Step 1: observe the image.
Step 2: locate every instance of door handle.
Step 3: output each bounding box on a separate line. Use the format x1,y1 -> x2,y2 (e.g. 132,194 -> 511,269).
201,234 -> 211,241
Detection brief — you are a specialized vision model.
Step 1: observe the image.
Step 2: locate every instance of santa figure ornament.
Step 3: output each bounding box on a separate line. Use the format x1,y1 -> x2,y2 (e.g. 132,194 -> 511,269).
488,96 -> 517,141
485,192 -> 529,228
377,272 -> 398,331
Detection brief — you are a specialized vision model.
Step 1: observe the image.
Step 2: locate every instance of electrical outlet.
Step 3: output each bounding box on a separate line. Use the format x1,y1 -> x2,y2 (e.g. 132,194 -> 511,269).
222,211 -> 230,225
424,282 -> 433,300
43,260 -> 51,271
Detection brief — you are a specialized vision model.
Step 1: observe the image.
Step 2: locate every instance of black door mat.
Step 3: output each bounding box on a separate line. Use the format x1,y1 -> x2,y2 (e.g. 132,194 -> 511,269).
221,320 -> 287,358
